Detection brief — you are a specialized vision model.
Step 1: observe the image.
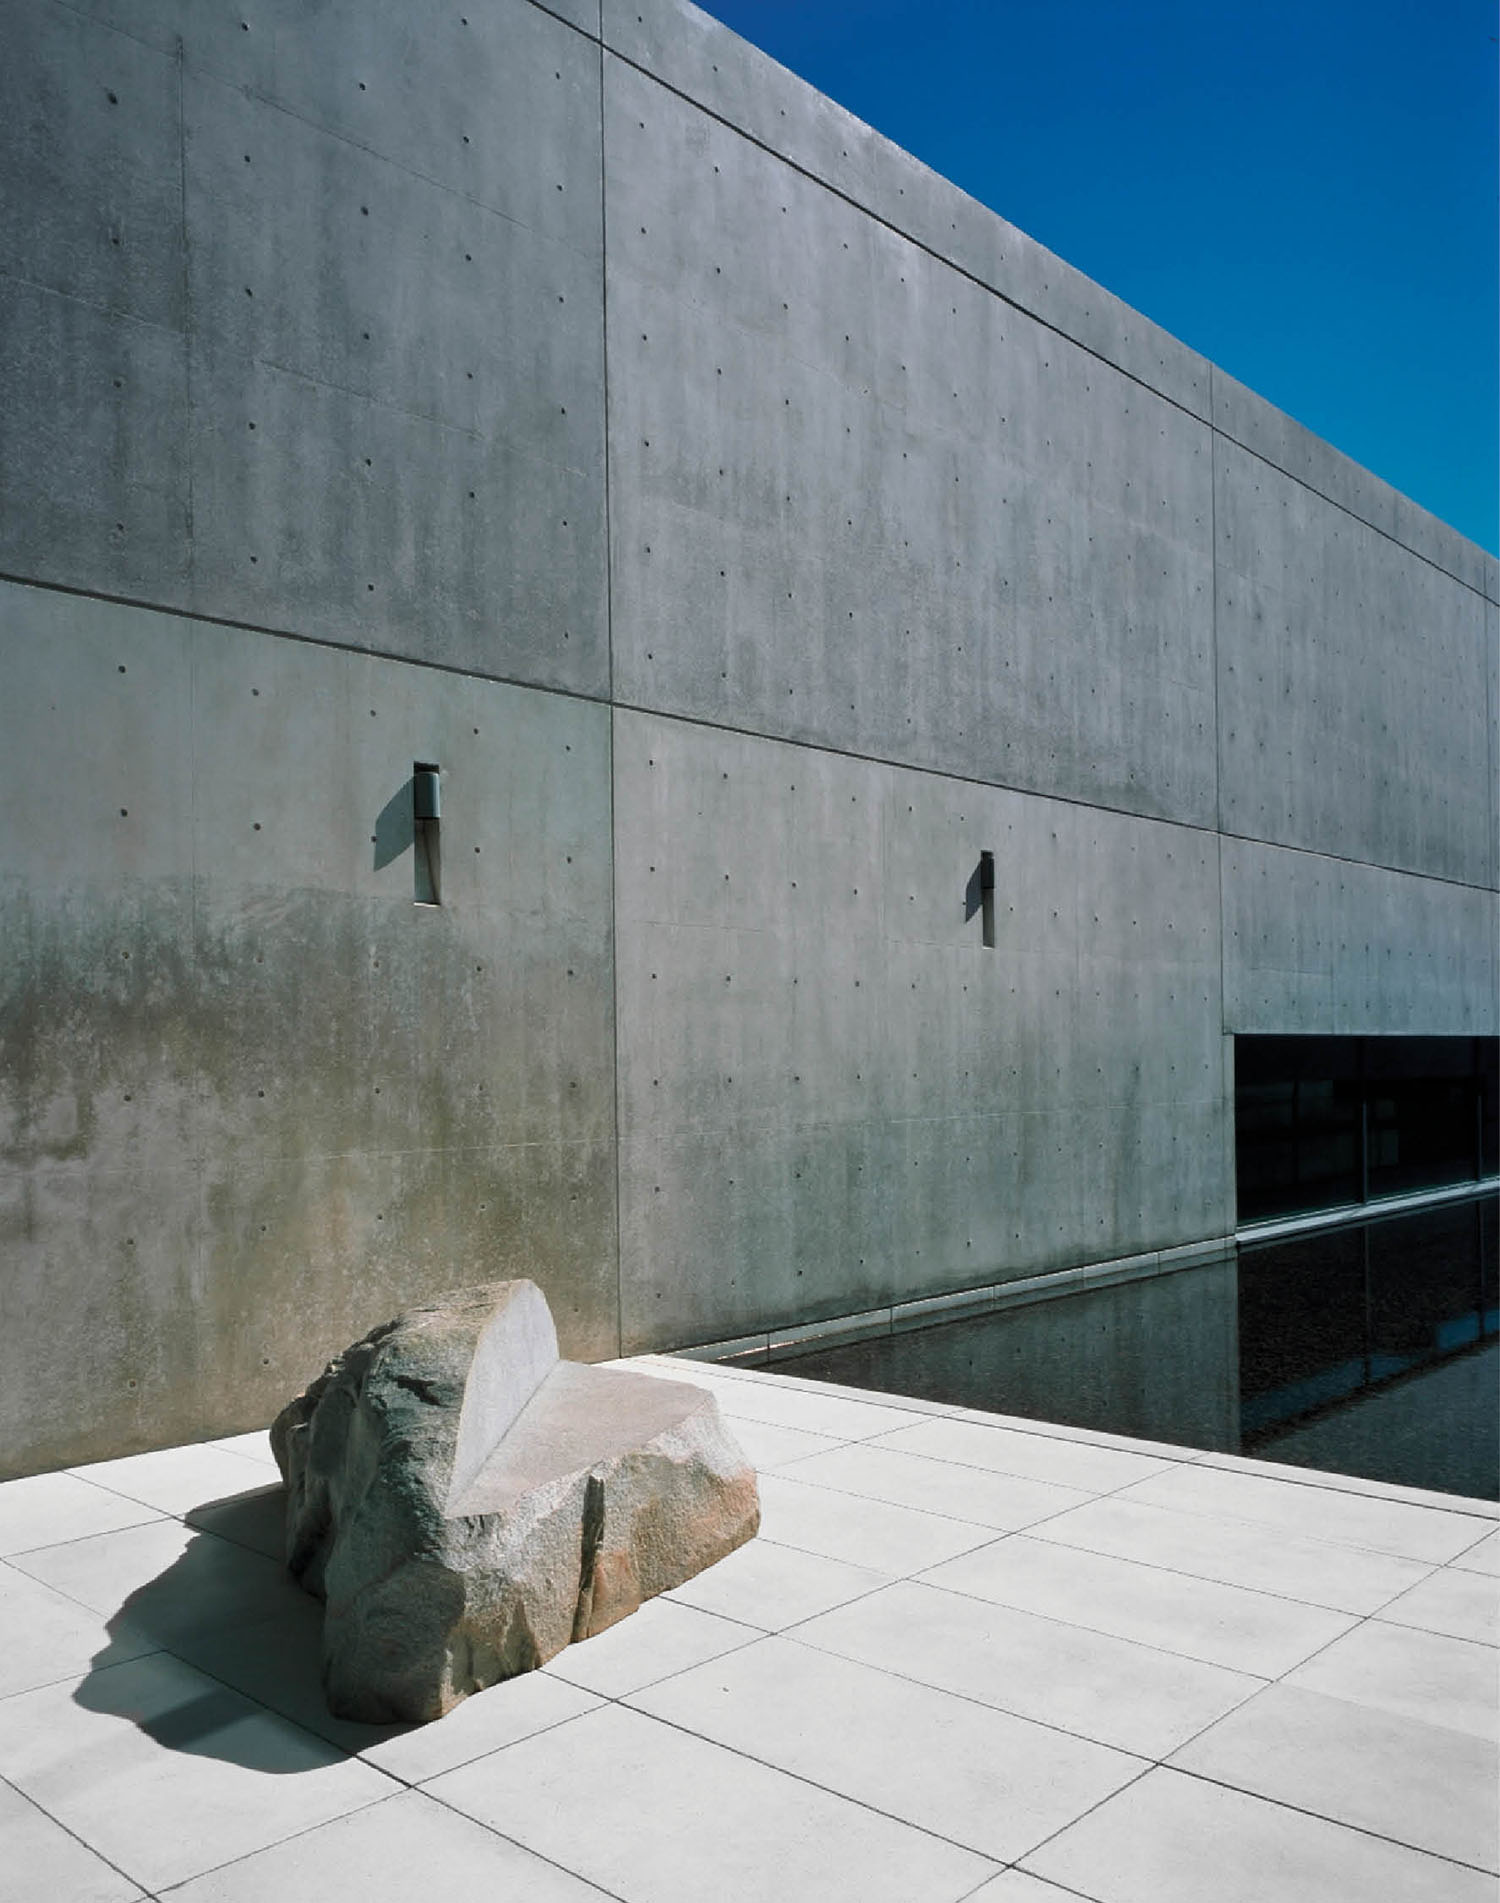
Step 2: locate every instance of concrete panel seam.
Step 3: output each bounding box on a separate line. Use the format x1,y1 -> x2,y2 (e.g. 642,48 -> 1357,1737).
0,570 -> 618,710
1210,371 -> 1223,839
598,40 -> 1486,595
3,570 -> 1483,899
1217,824 -> 1500,898
608,694 -> 1227,846
0,265 -> 183,339
601,43 -> 624,1358
599,47 -> 1212,433
176,30 -> 196,588
1213,421 -> 1492,604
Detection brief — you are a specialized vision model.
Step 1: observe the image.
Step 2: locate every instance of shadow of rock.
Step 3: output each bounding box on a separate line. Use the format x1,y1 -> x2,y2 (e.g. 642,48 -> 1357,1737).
74,1480 -> 413,1769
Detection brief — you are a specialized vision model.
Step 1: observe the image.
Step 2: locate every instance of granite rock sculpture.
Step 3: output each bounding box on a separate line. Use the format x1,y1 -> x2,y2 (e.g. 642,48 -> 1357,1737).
271,1280 -> 759,1723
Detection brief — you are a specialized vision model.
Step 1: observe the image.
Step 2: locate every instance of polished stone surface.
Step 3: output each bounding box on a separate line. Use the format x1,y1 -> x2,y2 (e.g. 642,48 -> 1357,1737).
1,1359 -> 1494,1900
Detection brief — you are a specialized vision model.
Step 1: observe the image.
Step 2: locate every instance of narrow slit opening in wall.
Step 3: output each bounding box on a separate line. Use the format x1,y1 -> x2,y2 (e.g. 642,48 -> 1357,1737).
979,849 -> 995,949
414,762 -> 441,905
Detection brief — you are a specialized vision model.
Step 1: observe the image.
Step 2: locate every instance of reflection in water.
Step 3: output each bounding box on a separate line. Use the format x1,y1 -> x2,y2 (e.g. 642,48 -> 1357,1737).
1239,1195 -> 1498,1500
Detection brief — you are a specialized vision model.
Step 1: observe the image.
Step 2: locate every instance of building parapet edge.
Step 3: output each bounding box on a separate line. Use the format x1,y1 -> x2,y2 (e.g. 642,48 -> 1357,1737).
597,0 -> 1496,599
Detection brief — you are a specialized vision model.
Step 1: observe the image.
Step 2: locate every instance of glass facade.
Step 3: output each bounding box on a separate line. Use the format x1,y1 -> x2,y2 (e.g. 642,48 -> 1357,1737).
1235,1036 -> 1497,1225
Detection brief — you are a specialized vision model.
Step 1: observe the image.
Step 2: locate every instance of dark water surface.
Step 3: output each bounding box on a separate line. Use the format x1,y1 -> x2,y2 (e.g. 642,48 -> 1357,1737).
1239,1196 -> 1498,1499
773,1193 -> 1498,1502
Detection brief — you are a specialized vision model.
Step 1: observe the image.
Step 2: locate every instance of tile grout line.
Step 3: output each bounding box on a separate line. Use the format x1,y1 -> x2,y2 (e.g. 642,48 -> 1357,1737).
142,1788 -> 410,1900
411,1778 -> 632,1902
0,1766 -> 159,1900
1164,1758 -> 1500,1878
590,1691 -> 1011,1875
778,1612 -> 1221,1763
755,1452 -> 1485,1630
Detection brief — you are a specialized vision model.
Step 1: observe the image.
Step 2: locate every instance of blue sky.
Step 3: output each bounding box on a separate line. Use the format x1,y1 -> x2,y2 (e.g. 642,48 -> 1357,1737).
701,0 -> 1499,553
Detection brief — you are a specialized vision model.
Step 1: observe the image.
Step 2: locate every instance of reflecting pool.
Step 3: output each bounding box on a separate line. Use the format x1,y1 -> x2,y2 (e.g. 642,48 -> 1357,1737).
1239,1195 -> 1498,1499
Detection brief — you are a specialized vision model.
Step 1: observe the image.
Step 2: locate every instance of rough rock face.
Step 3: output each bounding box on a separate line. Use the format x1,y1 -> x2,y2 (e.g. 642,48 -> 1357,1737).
271,1281 -> 759,1723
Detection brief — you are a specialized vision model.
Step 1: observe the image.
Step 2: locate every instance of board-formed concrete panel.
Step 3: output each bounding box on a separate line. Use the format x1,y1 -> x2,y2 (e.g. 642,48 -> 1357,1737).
614,708 -> 1227,1352
0,277 -> 191,602
1221,836 -> 1499,1037
605,57 -> 1216,826
1215,437 -> 1492,885
0,0 -> 185,330
0,0 -> 607,691
179,42 -> 606,688
1212,367 -> 1488,598
0,581 -> 617,1475
72,0 -> 603,233
602,0 -> 1212,421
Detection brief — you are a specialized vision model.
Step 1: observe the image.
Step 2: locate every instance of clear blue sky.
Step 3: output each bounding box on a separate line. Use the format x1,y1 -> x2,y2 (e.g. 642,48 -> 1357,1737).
701,0 -> 1499,554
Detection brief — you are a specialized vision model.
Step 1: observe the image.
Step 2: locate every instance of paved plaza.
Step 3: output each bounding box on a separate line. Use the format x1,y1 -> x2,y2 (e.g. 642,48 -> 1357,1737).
1,1357 -> 1495,1901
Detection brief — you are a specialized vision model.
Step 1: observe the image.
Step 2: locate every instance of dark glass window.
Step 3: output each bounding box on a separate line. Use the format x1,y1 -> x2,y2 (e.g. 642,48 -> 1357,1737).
1238,1227 -> 1366,1435
1236,1036 -> 1497,1225
1239,1196 -> 1499,1471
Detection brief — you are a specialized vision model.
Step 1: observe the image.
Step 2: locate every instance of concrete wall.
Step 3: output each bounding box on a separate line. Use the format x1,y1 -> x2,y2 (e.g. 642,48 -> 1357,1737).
1,0 -> 1495,1472
0,581 -> 616,1471
613,708 -> 1227,1353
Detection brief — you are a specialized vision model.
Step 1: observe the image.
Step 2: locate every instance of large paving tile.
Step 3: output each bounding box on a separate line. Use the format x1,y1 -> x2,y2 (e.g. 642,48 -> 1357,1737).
1376,1567 -> 1500,1648
0,1561 -> 157,1701
776,1441 -> 1091,1531
69,1445 -> 286,1519
426,1701 -> 997,1902
11,1519 -> 306,1656
964,1877 -> 1081,1902
0,1472 -> 166,1559
184,1483 -> 287,1563
368,1671 -> 602,1785
161,1786 -> 610,1899
1022,1764 -> 1495,1902
1023,1492 -> 1434,1614
718,1367 -> 953,1419
542,1595 -> 757,1699
721,1416 -> 843,1470
923,1535 -> 1357,1677
204,1431 -> 279,1470
755,1473 -> 994,1574
173,1581 -> 602,1781
1452,1529 -> 1500,1577
938,1401 -> 1203,1462
1171,1681 -> 1500,1873
664,1535 -> 891,1630
1119,1464 -> 1493,1564
1284,1620 -> 1500,1743
875,1416 -> 1171,1495
164,1586 -> 398,1759
629,1634 -> 1146,1864
0,1653 -> 393,1893
630,1364 -> 922,1441
0,1775 -> 146,1902
1195,1449 -> 1500,1517
796,1579 -> 1263,1759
